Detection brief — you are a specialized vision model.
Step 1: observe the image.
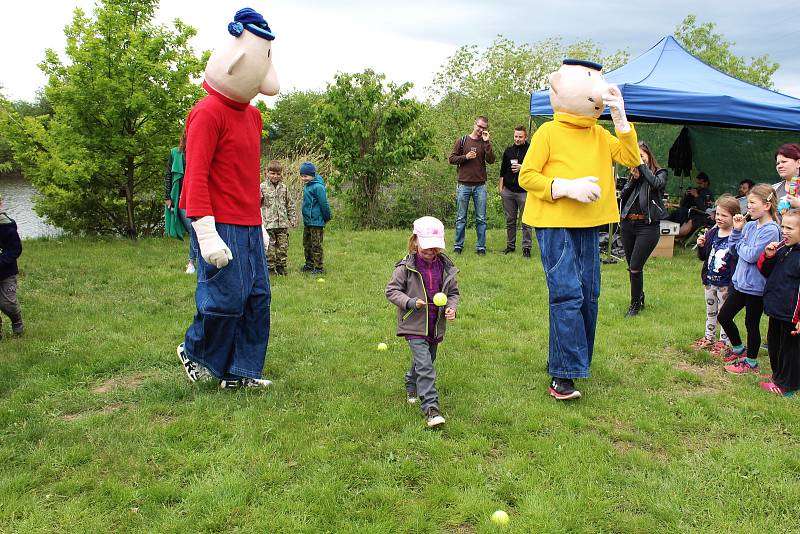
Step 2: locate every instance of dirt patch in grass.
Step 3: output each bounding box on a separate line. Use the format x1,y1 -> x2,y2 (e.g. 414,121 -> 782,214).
92,372 -> 155,394
448,524 -> 477,534
62,402 -> 125,421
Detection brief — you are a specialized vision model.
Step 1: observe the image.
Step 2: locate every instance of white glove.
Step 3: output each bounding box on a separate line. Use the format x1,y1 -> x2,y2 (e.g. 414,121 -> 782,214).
192,216 -> 233,268
602,84 -> 630,133
261,226 -> 270,250
552,177 -> 601,203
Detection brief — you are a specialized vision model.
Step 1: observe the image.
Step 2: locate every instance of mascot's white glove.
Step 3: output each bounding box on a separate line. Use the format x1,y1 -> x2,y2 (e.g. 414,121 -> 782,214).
261,225 -> 270,250
602,84 -> 631,134
552,177 -> 601,203
192,216 -> 233,268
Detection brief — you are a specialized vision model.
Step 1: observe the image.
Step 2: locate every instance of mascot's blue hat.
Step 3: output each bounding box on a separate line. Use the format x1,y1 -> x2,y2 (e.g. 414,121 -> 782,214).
227,7 -> 275,41
563,59 -> 602,71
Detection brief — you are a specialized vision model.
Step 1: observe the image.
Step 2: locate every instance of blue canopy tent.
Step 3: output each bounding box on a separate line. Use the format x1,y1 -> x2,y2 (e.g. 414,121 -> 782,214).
530,36 -> 800,194
530,35 -> 800,131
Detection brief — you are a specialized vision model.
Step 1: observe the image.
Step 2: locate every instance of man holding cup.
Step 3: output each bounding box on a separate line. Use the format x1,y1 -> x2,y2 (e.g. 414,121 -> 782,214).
448,115 -> 496,255
499,126 -> 532,258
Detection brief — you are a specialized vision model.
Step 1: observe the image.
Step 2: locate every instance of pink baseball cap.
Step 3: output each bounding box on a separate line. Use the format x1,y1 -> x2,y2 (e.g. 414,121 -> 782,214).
413,216 -> 446,250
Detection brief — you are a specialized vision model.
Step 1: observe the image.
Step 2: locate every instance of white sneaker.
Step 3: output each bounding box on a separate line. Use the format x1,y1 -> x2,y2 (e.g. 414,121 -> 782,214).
425,407 -> 446,428
219,377 -> 273,389
177,343 -> 199,382
185,262 -> 196,274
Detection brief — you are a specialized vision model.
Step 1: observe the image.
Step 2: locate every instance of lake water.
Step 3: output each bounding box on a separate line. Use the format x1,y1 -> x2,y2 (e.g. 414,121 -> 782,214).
0,175 -> 62,240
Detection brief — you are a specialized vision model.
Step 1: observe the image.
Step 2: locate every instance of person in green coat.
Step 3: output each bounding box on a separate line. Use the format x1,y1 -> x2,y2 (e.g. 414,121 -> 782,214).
164,132 -> 198,274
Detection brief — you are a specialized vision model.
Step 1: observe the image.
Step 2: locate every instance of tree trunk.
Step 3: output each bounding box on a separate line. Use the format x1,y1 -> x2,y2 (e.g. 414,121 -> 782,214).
124,155 -> 137,239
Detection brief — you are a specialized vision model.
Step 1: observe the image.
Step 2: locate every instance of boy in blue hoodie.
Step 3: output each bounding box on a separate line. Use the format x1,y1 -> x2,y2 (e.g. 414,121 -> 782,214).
0,193 -> 24,339
299,162 -> 331,274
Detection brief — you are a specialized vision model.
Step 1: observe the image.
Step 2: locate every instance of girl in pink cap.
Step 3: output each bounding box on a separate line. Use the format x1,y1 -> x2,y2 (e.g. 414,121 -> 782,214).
386,216 -> 460,428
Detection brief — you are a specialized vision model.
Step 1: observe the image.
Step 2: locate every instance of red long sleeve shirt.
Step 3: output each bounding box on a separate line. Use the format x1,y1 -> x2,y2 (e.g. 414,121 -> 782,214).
179,81 -> 263,225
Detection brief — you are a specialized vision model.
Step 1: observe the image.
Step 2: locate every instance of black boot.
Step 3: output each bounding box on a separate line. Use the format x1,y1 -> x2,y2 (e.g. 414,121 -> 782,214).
626,270 -> 644,317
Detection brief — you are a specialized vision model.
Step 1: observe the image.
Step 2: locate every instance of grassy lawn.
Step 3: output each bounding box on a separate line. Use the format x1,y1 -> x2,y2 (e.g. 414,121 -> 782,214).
1,229 -> 798,533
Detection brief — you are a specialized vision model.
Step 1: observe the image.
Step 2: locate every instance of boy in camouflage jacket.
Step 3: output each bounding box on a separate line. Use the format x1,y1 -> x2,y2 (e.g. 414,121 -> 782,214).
260,160 -> 297,275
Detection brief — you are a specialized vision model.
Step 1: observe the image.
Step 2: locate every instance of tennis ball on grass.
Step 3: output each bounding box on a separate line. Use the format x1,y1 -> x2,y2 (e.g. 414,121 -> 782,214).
491,510 -> 509,525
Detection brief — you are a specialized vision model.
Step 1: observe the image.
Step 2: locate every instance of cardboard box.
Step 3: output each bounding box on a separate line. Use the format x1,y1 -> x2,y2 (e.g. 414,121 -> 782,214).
651,235 -> 674,257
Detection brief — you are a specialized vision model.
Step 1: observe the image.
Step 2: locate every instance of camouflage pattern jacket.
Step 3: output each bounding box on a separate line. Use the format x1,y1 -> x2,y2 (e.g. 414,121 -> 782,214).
260,180 -> 297,229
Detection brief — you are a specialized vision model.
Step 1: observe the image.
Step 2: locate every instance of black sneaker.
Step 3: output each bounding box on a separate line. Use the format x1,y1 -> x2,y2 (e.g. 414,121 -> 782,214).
276,265 -> 287,275
300,264 -> 313,273
522,248 -> 531,259
311,268 -> 325,275
549,377 -> 581,400
406,389 -> 418,404
476,249 -> 486,256
425,407 -> 446,427
503,247 -> 515,255
454,248 -> 463,255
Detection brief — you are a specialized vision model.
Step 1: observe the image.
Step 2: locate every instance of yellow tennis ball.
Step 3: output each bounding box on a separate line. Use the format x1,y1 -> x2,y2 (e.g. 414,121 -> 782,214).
317,278 -> 325,283
433,292 -> 447,307
491,510 -> 509,525
377,342 -> 388,351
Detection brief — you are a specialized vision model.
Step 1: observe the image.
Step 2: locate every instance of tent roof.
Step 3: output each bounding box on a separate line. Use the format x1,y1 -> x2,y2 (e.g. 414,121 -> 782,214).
530,36 -> 800,132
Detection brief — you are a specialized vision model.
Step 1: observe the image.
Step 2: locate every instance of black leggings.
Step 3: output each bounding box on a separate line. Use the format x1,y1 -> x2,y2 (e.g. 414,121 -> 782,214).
717,287 -> 764,358
620,220 -> 660,271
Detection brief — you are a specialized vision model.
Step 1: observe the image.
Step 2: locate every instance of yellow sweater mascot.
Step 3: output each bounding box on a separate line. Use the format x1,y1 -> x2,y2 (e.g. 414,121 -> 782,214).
519,59 -> 640,400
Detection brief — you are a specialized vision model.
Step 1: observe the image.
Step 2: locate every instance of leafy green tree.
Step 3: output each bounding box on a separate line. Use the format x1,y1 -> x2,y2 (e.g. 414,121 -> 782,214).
317,69 -> 433,228
0,0 -> 206,237
0,91 -> 53,175
675,15 -> 778,89
265,90 -> 325,159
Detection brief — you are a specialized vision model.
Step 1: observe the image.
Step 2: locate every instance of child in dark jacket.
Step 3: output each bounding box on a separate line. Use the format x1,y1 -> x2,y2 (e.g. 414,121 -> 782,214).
0,193 -> 24,339
693,195 -> 739,355
756,208 -> 800,397
299,161 -> 331,275
385,217 -> 460,428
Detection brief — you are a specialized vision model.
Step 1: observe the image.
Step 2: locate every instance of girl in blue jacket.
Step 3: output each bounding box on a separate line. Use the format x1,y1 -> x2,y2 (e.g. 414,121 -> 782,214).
718,184 -> 781,374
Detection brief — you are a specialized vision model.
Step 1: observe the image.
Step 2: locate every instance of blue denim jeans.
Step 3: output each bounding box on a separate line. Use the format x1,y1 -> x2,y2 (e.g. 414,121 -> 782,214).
535,227 -> 600,379
184,223 -> 271,380
177,207 -> 198,262
454,183 -> 487,251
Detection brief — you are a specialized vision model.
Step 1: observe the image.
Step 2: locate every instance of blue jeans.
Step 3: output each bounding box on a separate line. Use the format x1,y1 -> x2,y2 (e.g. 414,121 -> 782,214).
177,207 -> 198,262
535,227 -> 600,379
454,183 -> 487,251
183,223 -> 271,380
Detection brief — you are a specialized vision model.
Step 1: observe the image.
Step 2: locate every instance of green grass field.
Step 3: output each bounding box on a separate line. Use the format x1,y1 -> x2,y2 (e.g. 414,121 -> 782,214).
1,230 -> 798,533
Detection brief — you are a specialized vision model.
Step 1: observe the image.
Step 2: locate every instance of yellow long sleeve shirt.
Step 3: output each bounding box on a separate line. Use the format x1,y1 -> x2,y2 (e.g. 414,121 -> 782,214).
519,113 -> 640,228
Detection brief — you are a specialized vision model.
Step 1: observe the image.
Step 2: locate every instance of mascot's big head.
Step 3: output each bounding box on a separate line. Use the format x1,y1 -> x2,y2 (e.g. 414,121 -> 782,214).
205,7 -> 280,103
548,59 -> 608,118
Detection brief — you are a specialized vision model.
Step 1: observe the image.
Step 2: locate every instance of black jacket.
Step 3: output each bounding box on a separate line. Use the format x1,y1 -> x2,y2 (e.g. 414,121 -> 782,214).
758,245 -> 800,323
0,212 -> 22,280
619,165 -> 668,224
499,142 -> 530,193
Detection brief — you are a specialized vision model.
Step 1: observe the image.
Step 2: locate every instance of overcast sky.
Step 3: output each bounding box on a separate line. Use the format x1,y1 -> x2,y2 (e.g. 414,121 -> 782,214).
1,0 -> 797,105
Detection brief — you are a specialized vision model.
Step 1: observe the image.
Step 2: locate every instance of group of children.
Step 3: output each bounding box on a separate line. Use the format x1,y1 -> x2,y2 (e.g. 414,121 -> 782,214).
259,160 -> 331,276
695,184 -> 799,397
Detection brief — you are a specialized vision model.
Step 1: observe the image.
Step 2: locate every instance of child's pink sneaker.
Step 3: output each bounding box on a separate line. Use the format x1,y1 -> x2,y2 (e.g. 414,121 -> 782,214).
725,359 -> 759,374
721,348 -> 746,363
759,382 -> 796,397
691,337 -> 713,350
709,340 -> 729,356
